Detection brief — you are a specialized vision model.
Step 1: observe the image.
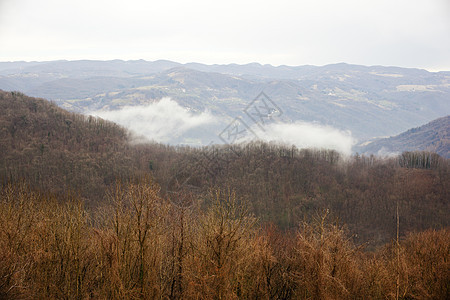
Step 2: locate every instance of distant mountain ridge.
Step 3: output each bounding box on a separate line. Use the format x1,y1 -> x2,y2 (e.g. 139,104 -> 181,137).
0,59 -> 439,80
357,116 -> 450,158
1,60 -> 449,146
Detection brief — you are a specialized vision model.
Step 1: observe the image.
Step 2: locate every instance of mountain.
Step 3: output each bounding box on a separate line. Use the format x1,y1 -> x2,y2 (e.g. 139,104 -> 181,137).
0,59 -> 181,78
1,60 -> 449,145
357,116 -> 450,158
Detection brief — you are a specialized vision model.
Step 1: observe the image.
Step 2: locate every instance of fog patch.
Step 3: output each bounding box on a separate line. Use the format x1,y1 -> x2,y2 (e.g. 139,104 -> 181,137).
91,98 -> 217,143
376,147 -> 400,158
90,99 -> 355,153
242,122 -> 355,155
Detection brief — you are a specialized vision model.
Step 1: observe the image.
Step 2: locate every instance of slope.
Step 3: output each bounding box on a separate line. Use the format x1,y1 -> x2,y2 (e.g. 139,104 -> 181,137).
0,90 -> 137,202
358,116 -> 450,158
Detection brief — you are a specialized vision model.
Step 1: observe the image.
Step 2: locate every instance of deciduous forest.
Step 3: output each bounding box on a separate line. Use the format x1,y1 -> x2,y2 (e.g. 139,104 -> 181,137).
0,90 -> 449,299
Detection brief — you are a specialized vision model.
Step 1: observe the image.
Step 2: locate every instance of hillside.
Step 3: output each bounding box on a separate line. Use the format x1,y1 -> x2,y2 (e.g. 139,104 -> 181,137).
0,90 -> 448,247
1,60 -> 449,144
0,90 -> 138,201
358,116 -> 450,158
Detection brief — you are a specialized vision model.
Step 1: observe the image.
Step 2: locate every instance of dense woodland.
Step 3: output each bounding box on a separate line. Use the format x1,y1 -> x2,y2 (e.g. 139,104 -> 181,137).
0,90 -> 449,299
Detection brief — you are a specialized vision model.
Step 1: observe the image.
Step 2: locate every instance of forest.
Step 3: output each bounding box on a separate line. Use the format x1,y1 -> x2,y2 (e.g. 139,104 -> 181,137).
0,90 -> 449,299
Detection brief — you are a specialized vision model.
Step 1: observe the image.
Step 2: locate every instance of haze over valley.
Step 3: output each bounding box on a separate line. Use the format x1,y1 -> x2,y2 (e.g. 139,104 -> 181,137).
1,60 -> 449,155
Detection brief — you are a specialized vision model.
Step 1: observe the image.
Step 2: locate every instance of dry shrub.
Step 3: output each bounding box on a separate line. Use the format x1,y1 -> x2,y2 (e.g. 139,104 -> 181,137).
0,182 -> 96,299
258,224 -> 297,300
0,182 -> 39,298
184,188 -> 259,299
361,228 -> 449,300
1,181 -> 448,299
401,229 -> 449,299
357,249 -> 400,299
291,211 -> 364,299
25,195 -> 95,299
102,177 -> 169,299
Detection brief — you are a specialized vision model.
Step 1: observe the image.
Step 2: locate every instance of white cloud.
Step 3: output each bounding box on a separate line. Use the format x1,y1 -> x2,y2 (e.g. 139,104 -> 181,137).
91,98 -> 216,143
376,147 -> 400,158
91,99 -> 355,154
242,122 -> 355,155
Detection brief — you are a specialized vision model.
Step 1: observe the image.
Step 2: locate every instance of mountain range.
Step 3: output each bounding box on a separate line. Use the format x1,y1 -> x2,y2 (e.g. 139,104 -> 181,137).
1,60 -> 449,150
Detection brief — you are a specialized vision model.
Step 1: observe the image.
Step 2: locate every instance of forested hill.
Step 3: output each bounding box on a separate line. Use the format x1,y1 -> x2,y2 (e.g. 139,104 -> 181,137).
0,90 -> 449,248
358,115 -> 450,158
0,90 -> 138,200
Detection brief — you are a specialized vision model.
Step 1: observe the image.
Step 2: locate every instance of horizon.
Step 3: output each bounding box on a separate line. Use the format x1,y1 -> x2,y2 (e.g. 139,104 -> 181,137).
1,0 -> 449,71
1,58 -> 449,73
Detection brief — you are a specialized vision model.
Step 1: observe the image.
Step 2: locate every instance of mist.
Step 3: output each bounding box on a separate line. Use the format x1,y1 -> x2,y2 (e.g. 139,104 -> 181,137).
375,147 -> 400,158
244,122 -> 355,155
91,98 -> 217,144
91,98 -> 355,154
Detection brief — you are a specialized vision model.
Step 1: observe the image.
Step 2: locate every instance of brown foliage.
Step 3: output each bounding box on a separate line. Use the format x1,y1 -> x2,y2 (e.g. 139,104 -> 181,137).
0,90 -> 449,299
290,211 -> 364,299
1,90 -> 448,248
1,182 -> 448,299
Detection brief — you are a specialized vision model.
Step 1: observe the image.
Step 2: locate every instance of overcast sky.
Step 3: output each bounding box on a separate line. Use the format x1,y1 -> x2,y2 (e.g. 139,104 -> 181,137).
0,0 -> 449,70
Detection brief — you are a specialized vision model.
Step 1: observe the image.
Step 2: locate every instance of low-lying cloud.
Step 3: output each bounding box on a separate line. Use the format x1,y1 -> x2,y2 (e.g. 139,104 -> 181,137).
246,122 -> 355,155
91,98 -> 216,143
91,98 -> 355,154
376,147 -> 400,158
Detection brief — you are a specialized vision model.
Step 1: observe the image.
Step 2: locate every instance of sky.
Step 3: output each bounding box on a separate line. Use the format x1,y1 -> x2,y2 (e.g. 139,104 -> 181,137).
0,0 -> 449,70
